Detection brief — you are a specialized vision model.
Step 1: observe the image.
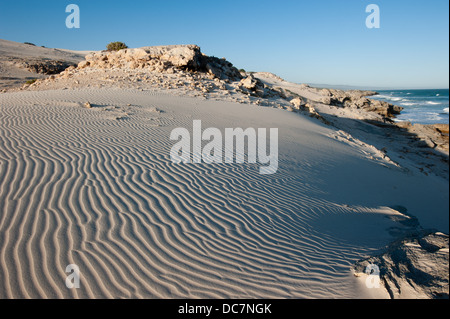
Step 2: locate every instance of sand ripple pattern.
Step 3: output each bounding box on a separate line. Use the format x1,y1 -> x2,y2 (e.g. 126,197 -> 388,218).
0,89 -> 390,298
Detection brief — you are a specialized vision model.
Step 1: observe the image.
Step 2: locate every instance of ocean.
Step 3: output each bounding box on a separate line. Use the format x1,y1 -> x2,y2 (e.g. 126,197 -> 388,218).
370,89 -> 449,125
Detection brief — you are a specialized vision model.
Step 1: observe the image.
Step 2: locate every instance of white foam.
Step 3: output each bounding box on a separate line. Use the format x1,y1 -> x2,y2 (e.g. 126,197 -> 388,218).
374,95 -> 391,99
400,102 -> 418,106
375,95 -> 403,102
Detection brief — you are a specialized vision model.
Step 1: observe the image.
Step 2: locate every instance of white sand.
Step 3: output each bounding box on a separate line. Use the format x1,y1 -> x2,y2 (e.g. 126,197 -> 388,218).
0,40 -> 448,299
0,85 -> 448,298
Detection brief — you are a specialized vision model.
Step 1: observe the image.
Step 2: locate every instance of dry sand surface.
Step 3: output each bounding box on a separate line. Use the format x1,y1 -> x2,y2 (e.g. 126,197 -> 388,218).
0,41 -> 448,299
0,39 -> 89,90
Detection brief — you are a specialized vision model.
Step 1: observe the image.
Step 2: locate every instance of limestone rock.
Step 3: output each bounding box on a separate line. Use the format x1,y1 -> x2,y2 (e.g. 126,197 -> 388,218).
80,45 -> 243,82
321,97 -> 332,105
78,61 -> 90,69
314,87 -> 403,118
17,59 -> 77,75
354,232 -> 449,299
290,97 -> 303,109
160,46 -> 201,68
240,75 -> 258,90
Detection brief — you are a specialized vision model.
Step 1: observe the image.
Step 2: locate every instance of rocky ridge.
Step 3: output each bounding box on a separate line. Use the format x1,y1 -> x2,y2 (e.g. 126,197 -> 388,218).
19,45 -> 408,126
6,45 -> 397,120
315,87 -> 404,118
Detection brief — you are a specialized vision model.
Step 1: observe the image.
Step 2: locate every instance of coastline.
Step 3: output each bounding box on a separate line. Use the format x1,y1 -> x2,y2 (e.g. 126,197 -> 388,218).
369,89 -> 449,126
0,41 -> 448,299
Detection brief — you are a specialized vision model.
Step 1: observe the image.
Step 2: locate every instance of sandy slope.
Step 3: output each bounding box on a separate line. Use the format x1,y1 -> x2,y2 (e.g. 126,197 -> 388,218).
0,86 -> 448,299
0,39 -> 91,61
0,39 -> 90,90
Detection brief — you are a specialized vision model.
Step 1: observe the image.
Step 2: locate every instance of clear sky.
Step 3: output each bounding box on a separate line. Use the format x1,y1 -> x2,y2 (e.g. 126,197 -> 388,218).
0,0 -> 448,89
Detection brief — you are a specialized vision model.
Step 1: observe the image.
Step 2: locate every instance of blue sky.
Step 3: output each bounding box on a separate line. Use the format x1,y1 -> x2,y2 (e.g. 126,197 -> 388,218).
0,0 -> 448,89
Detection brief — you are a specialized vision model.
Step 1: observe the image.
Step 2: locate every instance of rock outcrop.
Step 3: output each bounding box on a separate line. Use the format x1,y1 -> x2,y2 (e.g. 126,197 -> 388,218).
17,59 -> 77,75
235,74 -> 284,98
81,45 -> 243,81
315,88 -> 403,119
396,122 -> 449,153
354,232 -> 449,299
27,44 -> 404,122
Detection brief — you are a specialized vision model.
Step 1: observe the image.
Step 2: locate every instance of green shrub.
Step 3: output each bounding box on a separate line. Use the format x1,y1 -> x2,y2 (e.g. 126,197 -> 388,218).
106,42 -> 128,51
25,79 -> 37,85
239,69 -> 246,73
24,42 -> 36,46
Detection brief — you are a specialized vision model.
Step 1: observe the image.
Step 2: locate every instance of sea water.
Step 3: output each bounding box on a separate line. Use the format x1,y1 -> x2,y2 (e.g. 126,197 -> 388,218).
371,89 -> 449,125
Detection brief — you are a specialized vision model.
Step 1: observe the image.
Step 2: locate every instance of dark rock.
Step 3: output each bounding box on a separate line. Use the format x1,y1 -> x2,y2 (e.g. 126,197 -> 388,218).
354,232 -> 449,299
21,60 -> 77,75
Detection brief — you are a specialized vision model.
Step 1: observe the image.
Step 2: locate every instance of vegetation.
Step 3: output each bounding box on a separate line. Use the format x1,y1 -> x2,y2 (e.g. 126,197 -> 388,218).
25,79 -> 37,85
106,42 -> 128,51
24,42 -> 36,46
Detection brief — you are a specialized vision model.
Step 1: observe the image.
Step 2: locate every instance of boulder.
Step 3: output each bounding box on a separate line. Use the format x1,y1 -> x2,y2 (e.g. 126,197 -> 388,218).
160,46 -> 201,68
290,97 -> 303,109
354,232 -> 449,299
315,87 -> 403,118
240,75 -> 258,90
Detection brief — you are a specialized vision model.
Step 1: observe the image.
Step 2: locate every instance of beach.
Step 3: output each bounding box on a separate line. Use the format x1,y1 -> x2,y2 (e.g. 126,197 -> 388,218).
0,40 -> 448,299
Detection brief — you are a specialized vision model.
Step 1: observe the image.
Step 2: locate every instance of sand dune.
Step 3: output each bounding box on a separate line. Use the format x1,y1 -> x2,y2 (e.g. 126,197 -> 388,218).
0,86 -> 448,298
0,39 -> 89,90
0,40 -> 448,299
